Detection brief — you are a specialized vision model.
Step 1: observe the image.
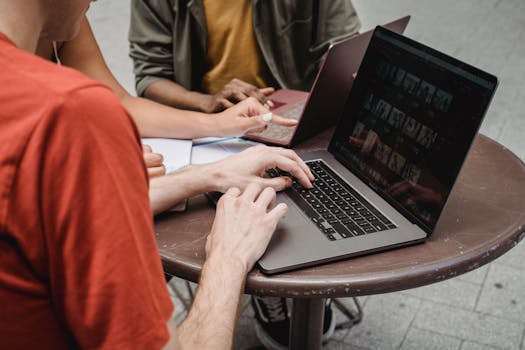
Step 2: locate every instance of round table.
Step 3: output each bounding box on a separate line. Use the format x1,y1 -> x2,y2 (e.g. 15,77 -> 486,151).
155,133 -> 525,349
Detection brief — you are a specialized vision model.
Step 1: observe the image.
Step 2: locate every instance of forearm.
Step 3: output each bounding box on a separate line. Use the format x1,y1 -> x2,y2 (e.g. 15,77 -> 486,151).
144,79 -> 212,113
149,164 -> 215,215
177,254 -> 247,349
120,94 -> 221,139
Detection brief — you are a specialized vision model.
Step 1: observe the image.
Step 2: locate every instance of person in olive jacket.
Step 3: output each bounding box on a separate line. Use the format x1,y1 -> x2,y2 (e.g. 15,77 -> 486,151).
129,0 -> 361,113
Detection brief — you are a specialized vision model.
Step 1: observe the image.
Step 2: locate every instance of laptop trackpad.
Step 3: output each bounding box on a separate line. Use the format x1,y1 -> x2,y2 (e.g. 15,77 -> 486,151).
258,195 -> 340,273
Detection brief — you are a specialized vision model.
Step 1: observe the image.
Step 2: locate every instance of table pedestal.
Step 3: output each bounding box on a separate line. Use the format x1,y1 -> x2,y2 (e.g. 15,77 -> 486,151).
290,298 -> 325,350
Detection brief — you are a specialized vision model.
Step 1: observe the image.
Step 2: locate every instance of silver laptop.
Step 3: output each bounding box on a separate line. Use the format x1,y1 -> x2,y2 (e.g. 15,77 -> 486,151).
258,26 -> 498,274
245,16 -> 411,147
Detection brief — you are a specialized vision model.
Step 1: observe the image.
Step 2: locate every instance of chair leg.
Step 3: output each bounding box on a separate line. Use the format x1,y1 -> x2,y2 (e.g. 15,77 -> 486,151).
166,277 -> 196,313
185,280 -> 194,302
334,297 -> 363,330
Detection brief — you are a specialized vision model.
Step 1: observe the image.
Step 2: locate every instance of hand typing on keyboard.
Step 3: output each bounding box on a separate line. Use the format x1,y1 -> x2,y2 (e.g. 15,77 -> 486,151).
268,160 -> 396,241
209,145 -> 314,193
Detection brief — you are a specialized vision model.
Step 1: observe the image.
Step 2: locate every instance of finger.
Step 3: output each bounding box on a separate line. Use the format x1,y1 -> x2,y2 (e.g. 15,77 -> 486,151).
143,152 -> 164,168
266,202 -> 288,224
269,114 -> 298,127
229,90 -> 250,103
240,182 -> 263,203
232,79 -> 261,94
147,165 -> 166,178
257,176 -> 292,192
270,147 -> 314,181
218,187 -> 241,210
259,87 -> 275,96
272,155 -> 313,188
232,80 -> 268,102
142,144 -> 153,153
224,187 -> 242,198
244,87 -> 271,105
219,98 -> 235,110
254,186 -> 277,209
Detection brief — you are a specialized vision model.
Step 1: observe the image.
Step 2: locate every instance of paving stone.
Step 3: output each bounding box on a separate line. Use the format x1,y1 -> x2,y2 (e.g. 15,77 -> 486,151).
492,240 -> 525,270
324,340 -> 371,350
476,263 -> 525,323
233,314 -> 261,350
402,277 -> 481,310
337,294 -> 421,350
86,1 -> 135,94
461,340 -> 504,350
399,327 -> 462,350
414,300 -> 523,349
456,264 -> 490,285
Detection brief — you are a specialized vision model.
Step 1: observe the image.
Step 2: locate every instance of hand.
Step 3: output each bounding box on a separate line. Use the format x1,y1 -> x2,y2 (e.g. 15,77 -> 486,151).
201,78 -> 275,113
206,144 -> 314,193
205,184 -> 288,272
142,144 -> 166,179
213,97 -> 298,137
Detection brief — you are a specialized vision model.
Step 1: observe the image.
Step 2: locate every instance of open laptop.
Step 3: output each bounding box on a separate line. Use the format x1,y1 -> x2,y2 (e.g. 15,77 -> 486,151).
245,16 -> 411,147
258,26 -> 498,274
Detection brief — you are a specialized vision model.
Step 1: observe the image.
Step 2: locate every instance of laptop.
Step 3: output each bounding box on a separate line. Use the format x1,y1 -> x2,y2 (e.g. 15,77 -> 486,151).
245,16 -> 411,147
258,26 -> 498,274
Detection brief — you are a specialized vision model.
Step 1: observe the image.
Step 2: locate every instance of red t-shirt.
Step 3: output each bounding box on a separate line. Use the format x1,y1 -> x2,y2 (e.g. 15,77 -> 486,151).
0,33 -> 173,349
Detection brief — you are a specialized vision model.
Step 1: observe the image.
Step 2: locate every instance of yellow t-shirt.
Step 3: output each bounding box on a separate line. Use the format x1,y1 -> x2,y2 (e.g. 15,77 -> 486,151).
202,0 -> 270,94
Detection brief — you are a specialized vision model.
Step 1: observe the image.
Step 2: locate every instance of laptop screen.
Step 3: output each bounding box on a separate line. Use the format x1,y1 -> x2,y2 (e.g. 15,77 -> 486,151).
329,26 -> 497,233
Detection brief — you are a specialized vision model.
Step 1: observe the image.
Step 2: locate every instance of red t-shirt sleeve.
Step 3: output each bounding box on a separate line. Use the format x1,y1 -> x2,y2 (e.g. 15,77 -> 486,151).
18,85 -> 173,349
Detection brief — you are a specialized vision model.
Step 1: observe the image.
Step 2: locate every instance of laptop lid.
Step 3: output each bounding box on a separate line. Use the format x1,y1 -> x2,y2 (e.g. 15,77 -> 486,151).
246,17 -> 411,147
328,26 -> 498,233
289,16 -> 411,147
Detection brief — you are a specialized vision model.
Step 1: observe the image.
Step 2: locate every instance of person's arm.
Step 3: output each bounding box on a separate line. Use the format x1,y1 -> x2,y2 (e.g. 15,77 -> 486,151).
55,18 -> 212,138
167,184 -> 287,349
57,18 -> 293,138
149,144 -> 314,215
145,78 -> 275,113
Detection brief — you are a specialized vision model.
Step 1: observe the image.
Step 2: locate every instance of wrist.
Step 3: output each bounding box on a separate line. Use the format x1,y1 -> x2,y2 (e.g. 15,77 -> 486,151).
197,93 -> 217,113
205,247 -> 251,277
203,161 -> 229,193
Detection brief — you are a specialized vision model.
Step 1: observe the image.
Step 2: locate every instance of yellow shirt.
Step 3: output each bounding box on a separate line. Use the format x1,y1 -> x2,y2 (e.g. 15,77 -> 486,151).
202,0 -> 269,94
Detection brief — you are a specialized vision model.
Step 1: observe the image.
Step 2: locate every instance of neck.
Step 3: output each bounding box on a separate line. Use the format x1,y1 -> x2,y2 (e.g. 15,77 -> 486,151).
0,1 -> 45,53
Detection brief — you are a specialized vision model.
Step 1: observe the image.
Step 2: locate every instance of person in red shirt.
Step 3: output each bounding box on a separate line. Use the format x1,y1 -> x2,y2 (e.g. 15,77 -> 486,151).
0,1 -> 313,349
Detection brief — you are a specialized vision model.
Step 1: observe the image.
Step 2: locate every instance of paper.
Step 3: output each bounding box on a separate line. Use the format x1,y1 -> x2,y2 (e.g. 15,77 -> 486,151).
191,137 -> 260,165
141,138 -> 192,174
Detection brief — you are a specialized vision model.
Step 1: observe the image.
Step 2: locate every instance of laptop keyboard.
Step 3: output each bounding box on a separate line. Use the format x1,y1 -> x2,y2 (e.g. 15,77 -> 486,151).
249,101 -> 305,142
267,160 -> 397,241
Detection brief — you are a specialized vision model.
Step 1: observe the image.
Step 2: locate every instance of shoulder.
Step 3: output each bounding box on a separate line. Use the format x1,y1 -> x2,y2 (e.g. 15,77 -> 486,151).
1,38 -> 136,137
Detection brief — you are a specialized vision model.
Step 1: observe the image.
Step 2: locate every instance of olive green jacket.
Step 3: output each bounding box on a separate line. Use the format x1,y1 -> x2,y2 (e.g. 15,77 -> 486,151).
129,0 -> 361,96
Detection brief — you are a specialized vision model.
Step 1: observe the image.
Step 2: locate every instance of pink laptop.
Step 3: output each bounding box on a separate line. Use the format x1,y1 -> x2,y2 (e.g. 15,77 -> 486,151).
246,16 -> 411,147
